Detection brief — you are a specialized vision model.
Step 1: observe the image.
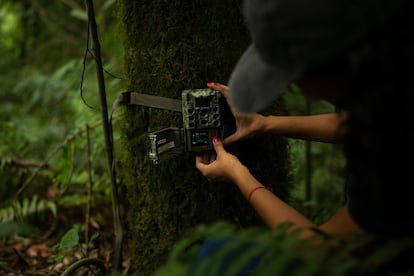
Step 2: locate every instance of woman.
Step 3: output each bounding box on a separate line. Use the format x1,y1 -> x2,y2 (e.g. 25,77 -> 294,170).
186,0 -> 414,274
196,0 -> 414,241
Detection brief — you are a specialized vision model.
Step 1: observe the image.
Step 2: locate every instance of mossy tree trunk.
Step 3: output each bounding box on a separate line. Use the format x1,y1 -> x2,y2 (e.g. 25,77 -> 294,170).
118,1 -> 293,274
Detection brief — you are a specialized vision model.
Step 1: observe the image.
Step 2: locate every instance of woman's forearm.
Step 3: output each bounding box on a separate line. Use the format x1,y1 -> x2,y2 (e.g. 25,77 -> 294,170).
233,167 -> 316,230
233,168 -> 363,239
262,112 -> 349,143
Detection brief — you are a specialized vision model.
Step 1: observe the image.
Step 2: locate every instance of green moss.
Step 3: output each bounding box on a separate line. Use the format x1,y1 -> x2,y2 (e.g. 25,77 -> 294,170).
117,1 -> 294,274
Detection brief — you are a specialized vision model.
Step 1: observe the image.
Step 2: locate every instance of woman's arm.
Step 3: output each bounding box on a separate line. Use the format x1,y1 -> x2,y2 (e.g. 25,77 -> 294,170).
232,165 -> 315,230
196,137 -> 363,238
262,112 -> 350,143
196,137 -> 315,230
207,82 -> 349,144
233,165 -> 363,238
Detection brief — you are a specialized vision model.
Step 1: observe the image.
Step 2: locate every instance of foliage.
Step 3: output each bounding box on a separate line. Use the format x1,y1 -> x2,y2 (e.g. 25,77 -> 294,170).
0,195 -> 56,224
281,87 -> 346,222
0,0 -> 125,205
0,221 -> 39,239
154,221 -> 414,276
50,225 -> 102,274
0,0 -> 126,273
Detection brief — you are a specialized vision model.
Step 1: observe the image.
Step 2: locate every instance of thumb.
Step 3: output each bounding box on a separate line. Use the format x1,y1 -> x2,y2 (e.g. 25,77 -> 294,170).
212,135 -> 225,155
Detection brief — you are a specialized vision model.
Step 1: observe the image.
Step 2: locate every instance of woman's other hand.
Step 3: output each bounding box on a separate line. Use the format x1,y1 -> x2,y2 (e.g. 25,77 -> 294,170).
195,136 -> 246,183
207,82 -> 267,145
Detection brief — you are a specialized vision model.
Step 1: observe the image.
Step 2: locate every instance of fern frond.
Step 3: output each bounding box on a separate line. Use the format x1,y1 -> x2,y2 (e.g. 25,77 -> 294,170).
0,196 -> 57,223
154,221 -> 414,276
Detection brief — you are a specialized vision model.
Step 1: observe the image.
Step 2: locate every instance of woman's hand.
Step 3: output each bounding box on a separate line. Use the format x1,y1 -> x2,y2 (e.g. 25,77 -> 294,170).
195,136 -> 246,183
207,82 -> 267,145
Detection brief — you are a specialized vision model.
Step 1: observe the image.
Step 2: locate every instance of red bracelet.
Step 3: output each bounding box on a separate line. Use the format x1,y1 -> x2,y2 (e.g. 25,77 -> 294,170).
247,186 -> 267,201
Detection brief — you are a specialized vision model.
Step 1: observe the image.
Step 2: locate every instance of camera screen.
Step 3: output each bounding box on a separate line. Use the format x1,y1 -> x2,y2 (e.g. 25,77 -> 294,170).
195,96 -> 210,107
190,130 -> 209,146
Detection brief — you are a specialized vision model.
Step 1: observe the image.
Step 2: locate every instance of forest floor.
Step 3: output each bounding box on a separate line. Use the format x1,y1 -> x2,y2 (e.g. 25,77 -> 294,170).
0,196 -> 131,275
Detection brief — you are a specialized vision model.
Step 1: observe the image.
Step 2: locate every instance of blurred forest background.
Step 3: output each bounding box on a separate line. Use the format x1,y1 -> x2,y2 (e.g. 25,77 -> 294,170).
0,0 -> 345,274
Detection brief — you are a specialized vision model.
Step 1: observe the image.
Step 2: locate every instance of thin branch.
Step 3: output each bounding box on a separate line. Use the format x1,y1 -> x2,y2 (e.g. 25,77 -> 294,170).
86,0 -> 123,269
80,15 -> 95,109
85,124 -> 93,244
11,158 -> 48,169
15,131 -> 79,198
14,114 -> 122,198
61,142 -> 75,196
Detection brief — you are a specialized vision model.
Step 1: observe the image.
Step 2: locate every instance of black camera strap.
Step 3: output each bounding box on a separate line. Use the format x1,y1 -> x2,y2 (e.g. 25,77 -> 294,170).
111,89 -> 226,164
112,91 -> 182,112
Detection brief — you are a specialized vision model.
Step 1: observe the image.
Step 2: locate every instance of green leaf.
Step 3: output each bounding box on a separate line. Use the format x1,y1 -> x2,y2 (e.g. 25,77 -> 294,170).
59,228 -> 79,249
70,9 -> 88,21
47,201 -> 57,217
89,231 -> 100,243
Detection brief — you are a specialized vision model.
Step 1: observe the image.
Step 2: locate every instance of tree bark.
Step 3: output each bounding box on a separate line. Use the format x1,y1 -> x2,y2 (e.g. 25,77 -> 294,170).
117,1 -> 293,274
